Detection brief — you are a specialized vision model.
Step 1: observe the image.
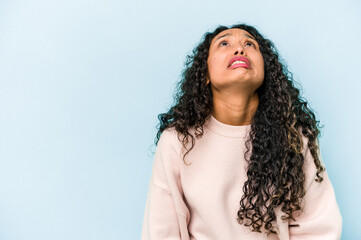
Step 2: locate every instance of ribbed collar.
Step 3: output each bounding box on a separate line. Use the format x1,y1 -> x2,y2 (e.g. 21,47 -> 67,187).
204,114 -> 252,138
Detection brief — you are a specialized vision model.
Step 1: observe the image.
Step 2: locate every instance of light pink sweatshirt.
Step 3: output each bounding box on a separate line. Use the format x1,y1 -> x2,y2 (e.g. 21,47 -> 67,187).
141,115 -> 342,240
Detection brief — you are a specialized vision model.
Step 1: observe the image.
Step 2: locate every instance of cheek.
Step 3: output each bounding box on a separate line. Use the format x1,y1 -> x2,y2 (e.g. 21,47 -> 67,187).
258,56 -> 265,75
207,57 -> 221,75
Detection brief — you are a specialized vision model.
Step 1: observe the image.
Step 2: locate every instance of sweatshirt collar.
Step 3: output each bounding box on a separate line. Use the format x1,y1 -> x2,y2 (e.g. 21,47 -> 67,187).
204,114 -> 251,138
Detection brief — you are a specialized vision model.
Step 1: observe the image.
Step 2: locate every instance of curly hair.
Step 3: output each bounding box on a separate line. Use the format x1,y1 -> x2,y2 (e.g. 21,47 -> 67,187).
154,23 -> 325,235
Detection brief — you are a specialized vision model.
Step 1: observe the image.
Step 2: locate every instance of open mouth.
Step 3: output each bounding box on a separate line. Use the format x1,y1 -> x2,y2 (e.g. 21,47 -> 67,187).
228,61 -> 250,69
228,56 -> 250,68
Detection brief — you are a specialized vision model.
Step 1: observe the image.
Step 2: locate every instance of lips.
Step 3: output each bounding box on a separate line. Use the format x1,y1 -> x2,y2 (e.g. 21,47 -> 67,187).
228,56 -> 250,69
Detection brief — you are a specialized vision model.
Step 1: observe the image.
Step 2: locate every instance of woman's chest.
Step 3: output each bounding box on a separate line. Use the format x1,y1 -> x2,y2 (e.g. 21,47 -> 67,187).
180,137 -> 249,209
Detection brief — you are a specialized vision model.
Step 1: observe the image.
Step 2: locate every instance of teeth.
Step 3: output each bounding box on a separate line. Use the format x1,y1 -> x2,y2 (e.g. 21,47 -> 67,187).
231,60 -> 246,66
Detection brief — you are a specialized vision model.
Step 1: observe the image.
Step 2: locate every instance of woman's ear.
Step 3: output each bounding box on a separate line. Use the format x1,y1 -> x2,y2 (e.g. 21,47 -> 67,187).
206,74 -> 210,85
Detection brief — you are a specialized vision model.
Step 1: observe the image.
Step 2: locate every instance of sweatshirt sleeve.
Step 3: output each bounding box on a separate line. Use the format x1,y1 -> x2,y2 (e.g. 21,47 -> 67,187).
141,129 -> 189,240
288,138 -> 342,240
141,182 -> 181,239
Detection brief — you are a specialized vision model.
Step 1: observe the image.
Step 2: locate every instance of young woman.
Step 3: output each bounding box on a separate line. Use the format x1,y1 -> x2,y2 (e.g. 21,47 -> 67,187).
141,23 -> 342,240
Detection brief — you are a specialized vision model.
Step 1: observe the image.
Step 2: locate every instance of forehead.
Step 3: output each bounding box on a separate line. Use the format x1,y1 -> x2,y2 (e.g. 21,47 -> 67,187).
211,28 -> 255,45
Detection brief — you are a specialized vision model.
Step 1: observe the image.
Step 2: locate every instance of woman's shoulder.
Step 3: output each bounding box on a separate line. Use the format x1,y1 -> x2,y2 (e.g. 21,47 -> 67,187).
160,125 -> 199,144
157,127 -> 184,150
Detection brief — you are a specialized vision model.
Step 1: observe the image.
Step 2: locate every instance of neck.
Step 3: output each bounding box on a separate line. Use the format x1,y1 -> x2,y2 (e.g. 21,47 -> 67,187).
211,91 -> 259,126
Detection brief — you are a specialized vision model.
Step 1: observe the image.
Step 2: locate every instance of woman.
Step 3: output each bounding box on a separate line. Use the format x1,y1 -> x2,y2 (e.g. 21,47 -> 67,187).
141,23 -> 342,240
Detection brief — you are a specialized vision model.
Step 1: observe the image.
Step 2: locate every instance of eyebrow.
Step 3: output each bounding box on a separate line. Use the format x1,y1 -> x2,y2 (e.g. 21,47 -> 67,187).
214,33 -> 256,42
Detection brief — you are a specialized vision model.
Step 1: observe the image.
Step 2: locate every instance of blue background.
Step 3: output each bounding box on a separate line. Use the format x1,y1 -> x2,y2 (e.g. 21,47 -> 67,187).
0,0 -> 360,239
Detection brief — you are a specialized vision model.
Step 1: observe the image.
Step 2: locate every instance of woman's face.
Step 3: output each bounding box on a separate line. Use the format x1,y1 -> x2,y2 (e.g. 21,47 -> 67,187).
206,28 -> 264,92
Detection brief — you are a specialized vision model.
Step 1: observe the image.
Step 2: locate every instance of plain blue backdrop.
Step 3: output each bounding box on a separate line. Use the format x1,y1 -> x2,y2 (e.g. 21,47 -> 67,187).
0,0 -> 360,239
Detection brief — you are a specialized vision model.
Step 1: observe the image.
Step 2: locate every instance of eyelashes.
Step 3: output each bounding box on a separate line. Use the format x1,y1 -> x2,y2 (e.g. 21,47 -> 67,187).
219,41 -> 228,46
219,40 -> 256,48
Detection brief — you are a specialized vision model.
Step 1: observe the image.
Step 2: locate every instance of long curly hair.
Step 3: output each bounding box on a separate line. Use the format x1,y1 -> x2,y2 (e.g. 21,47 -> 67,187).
154,23 -> 325,235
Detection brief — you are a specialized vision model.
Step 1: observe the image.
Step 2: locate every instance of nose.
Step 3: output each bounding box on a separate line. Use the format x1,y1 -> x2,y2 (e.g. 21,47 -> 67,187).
234,44 -> 245,55
234,49 -> 244,55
